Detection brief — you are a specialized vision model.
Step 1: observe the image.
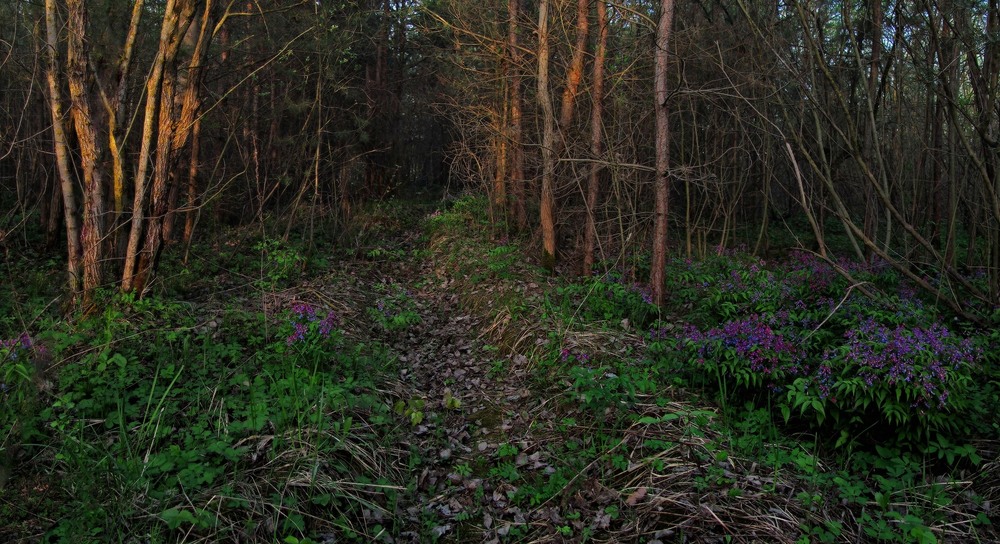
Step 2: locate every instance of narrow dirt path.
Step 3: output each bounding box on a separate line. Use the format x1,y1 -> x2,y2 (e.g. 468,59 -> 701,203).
374,258 -> 558,542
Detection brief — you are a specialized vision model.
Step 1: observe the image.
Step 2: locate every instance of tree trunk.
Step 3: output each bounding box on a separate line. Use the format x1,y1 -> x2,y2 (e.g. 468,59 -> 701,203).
134,0 -> 203,294
508,0 -> 526,230
494,79 -> 508,217
558,0 -> 589,134
651,0 -> 675,306
164,3 -> 214,245
121,0 -> 196,294
110,0 -> 146,222
537,0 -> 557,272
44,0 -> 82,300
66,0 -> 106,309
583,1 -> 607,276
182,116 -> 202,247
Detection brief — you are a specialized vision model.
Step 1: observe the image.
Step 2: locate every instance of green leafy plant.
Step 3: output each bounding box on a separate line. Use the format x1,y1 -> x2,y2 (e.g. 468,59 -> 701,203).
651,251 -> 987,455
368,281 -> 421,331
254,238 -> 305,288
556,272 -> 656,326
395,398 -> 426,425
1,334 -> 43,463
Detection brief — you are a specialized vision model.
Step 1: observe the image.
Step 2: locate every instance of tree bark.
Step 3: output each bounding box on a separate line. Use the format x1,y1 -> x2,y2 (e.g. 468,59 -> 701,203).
558,0 -> 589,134
164,2 -> 214,245
110,0 -> 146,222
66,0 -> 106,308
182,116 -> 202,246
651,0 -> 675,306
537,0 -> 557,272
44,0 -> 82,300
121,0 -> 195,293
508,0 -> 526,230
583,1 -> 607,276
133,0 -> 202,294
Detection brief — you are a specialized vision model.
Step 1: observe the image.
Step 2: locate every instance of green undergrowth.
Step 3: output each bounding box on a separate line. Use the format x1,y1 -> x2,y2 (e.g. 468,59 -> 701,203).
2,292 -> 407,543
424,195 -> 998,543
3,195 -> 998,542
652,251 -> 1000,450
0,218 -> 417,542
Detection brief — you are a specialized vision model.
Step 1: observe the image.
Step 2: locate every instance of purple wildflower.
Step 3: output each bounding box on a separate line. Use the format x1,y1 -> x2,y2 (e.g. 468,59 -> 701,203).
318,312 -> 340,336
292,302 -> 317,321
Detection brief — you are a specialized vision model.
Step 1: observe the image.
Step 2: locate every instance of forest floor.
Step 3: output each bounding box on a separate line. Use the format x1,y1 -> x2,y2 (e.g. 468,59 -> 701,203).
1,196 -> 998,543
357,236 -> 799,543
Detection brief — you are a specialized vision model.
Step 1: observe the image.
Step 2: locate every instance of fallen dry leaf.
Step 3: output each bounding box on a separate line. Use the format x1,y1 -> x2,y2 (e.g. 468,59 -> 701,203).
625,486 -> 647,506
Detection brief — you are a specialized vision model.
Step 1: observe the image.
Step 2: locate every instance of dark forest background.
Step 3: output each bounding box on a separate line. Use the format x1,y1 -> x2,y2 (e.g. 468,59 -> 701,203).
1,0 -> 997,320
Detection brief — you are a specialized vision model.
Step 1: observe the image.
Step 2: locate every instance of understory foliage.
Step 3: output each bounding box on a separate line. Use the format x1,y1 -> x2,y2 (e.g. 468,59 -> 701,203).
47,300 -> 396,541
2,195 -> 998,543
650,251 -> 995,452
1,244 -> 407,542
429,196 -> 997,543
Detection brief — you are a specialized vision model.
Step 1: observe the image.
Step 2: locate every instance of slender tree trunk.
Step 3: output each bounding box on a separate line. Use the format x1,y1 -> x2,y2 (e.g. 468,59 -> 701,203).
46,175 -> 63,248
164,3 -> 214,245
135,42 -> 183,293
183,116 -> 202,246
66,0 -> 106,308
583,1 -> 607,276
122,0 -> 192,293
494,78 -> 508,217
134,1 -> 201,294
651,0 -> 675,306
537,0 -> 557,272
162,169 -> 183,244
495,8 -> 509,218
558,0 -> 589,134
110,0 -> 145,223
508,0 -> 526,230
44,0 -> 82,300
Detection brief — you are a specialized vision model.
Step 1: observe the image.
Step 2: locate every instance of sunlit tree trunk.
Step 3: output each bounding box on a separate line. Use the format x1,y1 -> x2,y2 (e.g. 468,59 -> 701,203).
583,0 -> 607,276
537,0 -> 557,272
133,0 -> 207,294
122,0 -> 196,293
164,4 -> 214,245
651,0 -> 674,306
558,0 -> 589,135
110,0 -> 145,227
44,0 -> 82,299
66,0 -> 106,308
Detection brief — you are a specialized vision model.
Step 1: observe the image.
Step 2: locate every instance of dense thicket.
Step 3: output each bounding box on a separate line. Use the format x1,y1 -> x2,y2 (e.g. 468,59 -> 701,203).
1,0 -> 998,323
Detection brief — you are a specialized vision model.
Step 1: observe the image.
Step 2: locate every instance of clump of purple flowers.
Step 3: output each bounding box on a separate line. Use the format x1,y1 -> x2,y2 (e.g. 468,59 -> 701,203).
1,333 -> 34,354
678,314 -> 804,376
560,348 -> 591,364
841,318 -> 978,409
286,301 -> 340,346
653,248 -> 987,446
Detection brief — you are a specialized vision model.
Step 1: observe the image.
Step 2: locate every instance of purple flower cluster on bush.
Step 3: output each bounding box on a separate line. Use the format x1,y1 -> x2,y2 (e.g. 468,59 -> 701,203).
656,250 -> 983,429
680,314 -> 804,375
287,302 -> 340,346
1,333 -> 34,354
560,348 -> 591,364
843,318 -> 978,408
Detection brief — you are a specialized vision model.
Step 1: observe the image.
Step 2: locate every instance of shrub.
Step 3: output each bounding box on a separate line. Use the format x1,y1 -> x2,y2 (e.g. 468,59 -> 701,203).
1,334 -> 43,457
556,272 -> 656,326
651,252 -> 988,453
